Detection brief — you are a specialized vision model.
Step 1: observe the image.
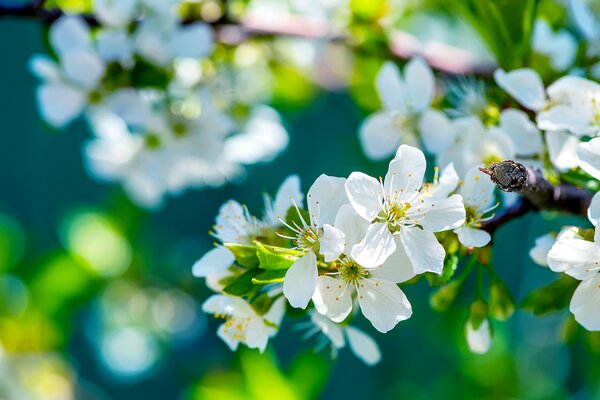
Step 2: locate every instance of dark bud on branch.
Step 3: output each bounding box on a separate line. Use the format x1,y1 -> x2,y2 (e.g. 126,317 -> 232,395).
480,160 -> 593,215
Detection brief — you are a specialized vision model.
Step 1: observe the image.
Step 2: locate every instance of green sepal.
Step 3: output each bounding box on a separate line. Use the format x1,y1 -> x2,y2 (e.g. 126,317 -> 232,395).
222,269 -> 263,296
469,299 -> 489,330
255,241 -> 300,270
224,243 -> 259,269
252,269 -> 287,284
426,254 -> 459,286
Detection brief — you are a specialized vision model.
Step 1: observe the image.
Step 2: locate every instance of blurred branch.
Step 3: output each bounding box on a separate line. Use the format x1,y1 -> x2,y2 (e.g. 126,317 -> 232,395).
480,160 -> 593,234
0,3 -> 495,75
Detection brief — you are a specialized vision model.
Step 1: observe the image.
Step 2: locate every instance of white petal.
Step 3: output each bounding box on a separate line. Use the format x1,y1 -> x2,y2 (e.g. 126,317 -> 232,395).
312,276 -> 353,323
376,61 -> 407,112
94,0 -> 137,26
217,323 -> 240,351
307,174 -> 347,227
400,227 -> 445,274
334,204 -> 370,250
358,111 -> 402,161
538,104 -> 593,135
371,237 -> 416,283
202,294 -> 255,318
493,68 -> 546,110
50,16 -> 91,56
28,54 -> 61,82
547,238 -> 600,279
418,110 -> 456,154
169,23 -> 214,59
309,311 -> 345,348
460,167 -> 496,210
263,296 -> 286,329
499,109 -> 543,156
384,144 -> 426,199
570,0 -> 600,39
192,246 -> 234,277
350,222 -> 396,269
62,49 -> 105,89
96,29 -> 133,63
345,326 -> 382,366
320,224 -> 346,262
357,278 -> 412,333
589,192 -> 600,226
283,251 -> 318,309
466,319 -> 491,354
413,194 -> 466,232
37,83 -> 86,128
244,318 -> 270,352
545,130 -> 579,171
345,172 -> 382,222
432,163 -> 460,198
570,274 -> 600,331
213,200 -> 253,244
273,174 -> 303,219
455,226 -> 491,248
529,233 -> 555,266
578,138 -> 600,180
104,89 -> 151,126
404,57 -> 435,112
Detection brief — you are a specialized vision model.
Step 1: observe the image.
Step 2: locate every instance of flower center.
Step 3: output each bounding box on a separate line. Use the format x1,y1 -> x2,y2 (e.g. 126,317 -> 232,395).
295,227 -> 320,253
145,133 -> 161,150
380,201 -> 411,232
482,153 -> 502,166
219,315 -> 250,341
338,258 -> 369,284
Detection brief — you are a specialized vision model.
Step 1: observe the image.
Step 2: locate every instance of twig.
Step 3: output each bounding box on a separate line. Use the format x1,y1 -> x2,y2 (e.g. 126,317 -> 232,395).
480,160 -> 593,233
0,2 -> 496,75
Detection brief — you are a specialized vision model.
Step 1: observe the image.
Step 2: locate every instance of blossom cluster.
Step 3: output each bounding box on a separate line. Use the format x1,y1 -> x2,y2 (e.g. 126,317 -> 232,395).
30,2 -> 289,209
193,144 -> 519,362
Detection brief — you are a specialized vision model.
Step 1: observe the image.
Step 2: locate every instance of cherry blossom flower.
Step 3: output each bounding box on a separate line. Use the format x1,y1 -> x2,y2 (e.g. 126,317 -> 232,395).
466,319 -> 492,354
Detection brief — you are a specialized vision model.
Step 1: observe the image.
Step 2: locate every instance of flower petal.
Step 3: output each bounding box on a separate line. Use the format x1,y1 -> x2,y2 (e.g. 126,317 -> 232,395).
358,111 -> 402,161
37,83 -> 87,128
345,326 -> 382,366
312,276 -> 353,323
376,61 -> 407,112
50,16 -> 91,56
169,23 -> 214,59
460,167 -> 496,210
578,138 -> 600,180
400,227 -> 445,274
308,174 -> 347,227
529,233 -> 555,266
466,319 -> 492,354
418,110 -> 456,154
455,226 -> 491,248
350,222 -> 396,269
345,172 -> 382,222
570,273 -> 600,331
413,194 -> 466,232
62,49 -> 105,89
547,238 -> 600,279
202,294 -> 255,318
493,68 -> 546,110
545,130 -> 579,171
384,144 -> 426,200
192,246 -> 235,277
499,109 -> 543,156
320,224 -> 346,262
309,311 -> 345,348
334,204 -> 370,250
404,57 -> 434,112
589,192 -> 600,226
357,278 -> 412,333
370,236 -> 415,283
283,251 -> 318,309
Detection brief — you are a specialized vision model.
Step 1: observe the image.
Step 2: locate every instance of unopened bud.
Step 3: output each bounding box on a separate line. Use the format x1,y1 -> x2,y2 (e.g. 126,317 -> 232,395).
430,280 -> 462,311
489,278 -> 515,321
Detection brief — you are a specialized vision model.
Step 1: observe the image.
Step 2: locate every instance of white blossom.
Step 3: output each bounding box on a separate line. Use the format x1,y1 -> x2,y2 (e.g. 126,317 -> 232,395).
202,295 -> 285,352
359,58 -> 435,160
547,226 -> 600,330
345,145 -> 465,271
532,19 -> 577,71
466,319 -> 492,354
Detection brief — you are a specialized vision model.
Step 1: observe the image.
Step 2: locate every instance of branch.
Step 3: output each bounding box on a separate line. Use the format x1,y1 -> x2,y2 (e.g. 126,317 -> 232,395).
0,2 -> 495,75
480,160 -> 593,233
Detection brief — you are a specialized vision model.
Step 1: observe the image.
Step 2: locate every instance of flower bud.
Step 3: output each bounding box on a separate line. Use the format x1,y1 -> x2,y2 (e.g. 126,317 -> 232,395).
430,280 -> 462,311
489,278 -> 515,321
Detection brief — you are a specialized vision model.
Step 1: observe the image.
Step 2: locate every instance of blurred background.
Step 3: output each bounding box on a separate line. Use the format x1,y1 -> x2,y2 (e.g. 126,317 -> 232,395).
1,0 -> 600,399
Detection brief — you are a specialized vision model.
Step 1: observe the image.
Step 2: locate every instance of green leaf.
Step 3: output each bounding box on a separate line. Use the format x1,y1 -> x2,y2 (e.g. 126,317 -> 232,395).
255,242 -> 300,270
224,243 -> 259,269
426,254 -> 459,286
284,206 -> 310,232
521,275 -> 579,315
222,269 -> 263,296
252,269 -> 287,284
